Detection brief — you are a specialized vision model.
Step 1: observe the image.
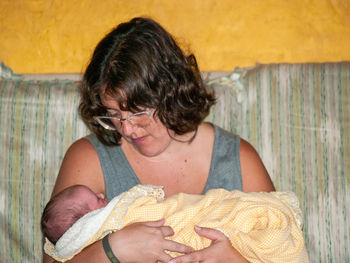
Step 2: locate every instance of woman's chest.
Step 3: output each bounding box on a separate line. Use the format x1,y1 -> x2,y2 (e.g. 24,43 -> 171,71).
120,123 -> 215,196
130,152 -> 211,196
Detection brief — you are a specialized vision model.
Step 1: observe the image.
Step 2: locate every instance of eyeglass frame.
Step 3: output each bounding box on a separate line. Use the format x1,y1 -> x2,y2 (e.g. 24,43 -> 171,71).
93,110 -> 153,131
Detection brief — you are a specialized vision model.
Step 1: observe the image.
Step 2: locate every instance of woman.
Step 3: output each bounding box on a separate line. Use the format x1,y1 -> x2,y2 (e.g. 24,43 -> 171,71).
43,17 -> 274,263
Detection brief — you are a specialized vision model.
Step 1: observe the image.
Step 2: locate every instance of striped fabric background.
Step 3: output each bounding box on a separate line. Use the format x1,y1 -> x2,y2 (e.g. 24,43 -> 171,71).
0,62 -> 349,262
238,64 -> 350,263
0,77 -> 89,262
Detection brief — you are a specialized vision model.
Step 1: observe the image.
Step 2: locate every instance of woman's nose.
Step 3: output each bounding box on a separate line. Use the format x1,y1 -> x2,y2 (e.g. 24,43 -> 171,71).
120,120 -> 137,136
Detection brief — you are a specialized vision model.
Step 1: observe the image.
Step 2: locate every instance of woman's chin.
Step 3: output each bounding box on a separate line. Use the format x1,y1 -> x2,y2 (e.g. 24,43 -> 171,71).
132,143 -> 170,160
134,147 -> 160,158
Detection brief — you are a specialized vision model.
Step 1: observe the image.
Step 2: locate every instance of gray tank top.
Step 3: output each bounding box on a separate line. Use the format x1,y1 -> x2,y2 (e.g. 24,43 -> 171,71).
86,124 -> 242,200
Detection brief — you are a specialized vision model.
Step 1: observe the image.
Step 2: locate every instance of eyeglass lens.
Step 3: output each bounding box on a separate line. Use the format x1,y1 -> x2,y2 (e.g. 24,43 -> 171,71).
97,111 -> 151,130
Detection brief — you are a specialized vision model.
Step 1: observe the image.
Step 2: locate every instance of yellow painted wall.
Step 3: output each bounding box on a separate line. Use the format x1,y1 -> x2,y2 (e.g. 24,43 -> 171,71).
1,0 -> 350,73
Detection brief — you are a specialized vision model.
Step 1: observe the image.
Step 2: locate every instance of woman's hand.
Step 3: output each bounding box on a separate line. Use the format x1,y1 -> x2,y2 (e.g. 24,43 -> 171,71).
109,219 -> 194,263
169,226 -> 249,263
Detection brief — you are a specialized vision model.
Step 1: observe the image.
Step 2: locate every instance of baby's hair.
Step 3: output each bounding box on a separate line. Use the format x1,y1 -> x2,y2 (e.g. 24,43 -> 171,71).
41,185 -> 91,244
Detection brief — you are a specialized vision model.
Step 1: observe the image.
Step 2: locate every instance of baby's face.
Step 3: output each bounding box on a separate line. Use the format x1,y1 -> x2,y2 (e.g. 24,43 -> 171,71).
78,187 -> 109,211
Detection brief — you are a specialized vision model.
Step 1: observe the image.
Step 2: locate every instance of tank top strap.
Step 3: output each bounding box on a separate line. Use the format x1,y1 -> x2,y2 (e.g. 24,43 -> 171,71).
203,124 -> 242,193
85,135 -> 140,200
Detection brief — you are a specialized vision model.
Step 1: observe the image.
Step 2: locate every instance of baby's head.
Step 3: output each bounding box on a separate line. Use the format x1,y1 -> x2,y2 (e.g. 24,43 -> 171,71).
41,185 -> 108,244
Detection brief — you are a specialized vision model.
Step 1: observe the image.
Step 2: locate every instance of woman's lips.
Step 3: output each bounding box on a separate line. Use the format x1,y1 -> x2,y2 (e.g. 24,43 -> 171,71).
132,136 -> 147,145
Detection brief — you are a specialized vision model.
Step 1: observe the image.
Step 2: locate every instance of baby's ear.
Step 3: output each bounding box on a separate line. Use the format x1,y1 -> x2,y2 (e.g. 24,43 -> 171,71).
96,193 -> 105,199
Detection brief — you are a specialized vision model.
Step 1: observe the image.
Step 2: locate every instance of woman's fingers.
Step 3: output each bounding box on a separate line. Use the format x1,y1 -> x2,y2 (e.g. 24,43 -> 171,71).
158,251 -> 173,263
142,218 -> 166,227
170,226 -> 249,263
194,225 -> 226,242
163,239 -> 194,254
159,240 -> 194,263
159,225 -> 175,237
142,219 -> 175,237
168,249 -> 205,263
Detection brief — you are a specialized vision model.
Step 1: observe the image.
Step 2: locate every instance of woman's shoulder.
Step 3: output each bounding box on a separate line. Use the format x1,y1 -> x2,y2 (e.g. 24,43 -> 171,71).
64,137 -> 100,161
52,137 -> 105,197
239,138 -> 275,192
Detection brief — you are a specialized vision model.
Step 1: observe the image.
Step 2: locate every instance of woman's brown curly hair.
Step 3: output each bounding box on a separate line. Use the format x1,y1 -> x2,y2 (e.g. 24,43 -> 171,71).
79,17 -> 216,145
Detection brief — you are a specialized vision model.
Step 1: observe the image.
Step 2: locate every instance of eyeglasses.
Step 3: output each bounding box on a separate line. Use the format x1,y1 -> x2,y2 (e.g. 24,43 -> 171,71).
93,110 -> 153,131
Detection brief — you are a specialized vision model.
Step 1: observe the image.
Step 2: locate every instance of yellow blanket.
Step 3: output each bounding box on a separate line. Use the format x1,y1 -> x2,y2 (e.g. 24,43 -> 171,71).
45,185 -> 309,262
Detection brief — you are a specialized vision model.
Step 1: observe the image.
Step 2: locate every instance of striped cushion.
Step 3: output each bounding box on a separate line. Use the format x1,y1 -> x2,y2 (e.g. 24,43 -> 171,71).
0,63 -> 349,262
0,78 -> 89,262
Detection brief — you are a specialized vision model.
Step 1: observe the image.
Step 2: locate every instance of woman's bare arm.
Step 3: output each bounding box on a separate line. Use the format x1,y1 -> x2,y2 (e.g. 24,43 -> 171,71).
239,138 -> 275,192
43,239 -> 111,263
42,138 -> 109,263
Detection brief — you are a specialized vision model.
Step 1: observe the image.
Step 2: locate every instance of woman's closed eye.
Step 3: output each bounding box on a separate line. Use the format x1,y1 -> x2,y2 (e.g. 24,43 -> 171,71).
106,110 -> 121,118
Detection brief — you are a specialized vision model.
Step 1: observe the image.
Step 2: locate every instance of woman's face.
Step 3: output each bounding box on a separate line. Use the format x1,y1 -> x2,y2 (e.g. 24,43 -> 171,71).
101,95 -> 175,157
